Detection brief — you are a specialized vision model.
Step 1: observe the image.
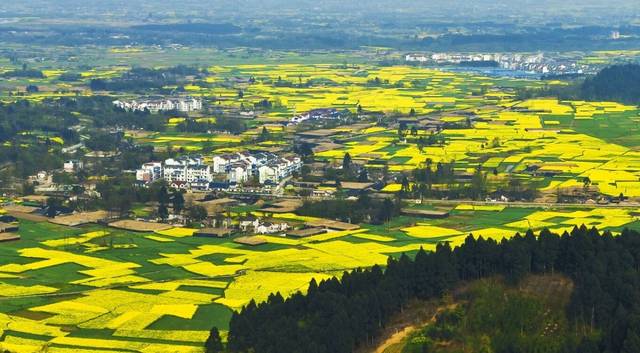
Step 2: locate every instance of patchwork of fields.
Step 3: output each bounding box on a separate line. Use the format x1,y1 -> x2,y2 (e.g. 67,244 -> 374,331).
2,58 -> 640,352
1,203 -> 640,352
121,64 -> 640,198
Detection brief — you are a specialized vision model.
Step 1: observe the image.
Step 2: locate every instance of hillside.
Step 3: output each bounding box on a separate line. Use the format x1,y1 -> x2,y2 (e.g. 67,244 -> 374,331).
582,64 -> 640,105
379,274 -> 576,353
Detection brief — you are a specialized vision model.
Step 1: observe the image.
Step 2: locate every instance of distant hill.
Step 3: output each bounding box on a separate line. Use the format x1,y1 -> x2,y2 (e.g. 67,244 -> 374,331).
131,23 -> 242,35
582,64 -> 640,105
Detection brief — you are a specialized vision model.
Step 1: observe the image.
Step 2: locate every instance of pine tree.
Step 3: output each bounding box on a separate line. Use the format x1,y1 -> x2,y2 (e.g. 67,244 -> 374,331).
205,327 -> 224,353
342,153 -> 352,171
172,190 -> 185,214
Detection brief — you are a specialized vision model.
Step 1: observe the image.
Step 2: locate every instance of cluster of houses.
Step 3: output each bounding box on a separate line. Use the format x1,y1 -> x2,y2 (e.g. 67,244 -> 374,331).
290,108 -> 344,124
405,52 -> 593,75
135,152 -> 302,190
113,97 -> 202,113
213,151 -> 302,185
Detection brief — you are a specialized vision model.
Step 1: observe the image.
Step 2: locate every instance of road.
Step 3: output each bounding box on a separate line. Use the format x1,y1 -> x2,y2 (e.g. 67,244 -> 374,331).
225,191 -> 640,209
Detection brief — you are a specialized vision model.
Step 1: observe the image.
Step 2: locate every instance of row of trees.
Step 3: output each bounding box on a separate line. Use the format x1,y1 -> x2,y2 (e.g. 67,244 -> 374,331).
296,193 -> 401,225
217,226 -> 640,353
516,64 -> 640,106
89,65 -> 205,92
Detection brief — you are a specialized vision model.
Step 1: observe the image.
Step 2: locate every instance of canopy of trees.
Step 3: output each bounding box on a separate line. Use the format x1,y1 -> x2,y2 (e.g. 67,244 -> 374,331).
582,64 -> 640,105
223,226 -> 640,353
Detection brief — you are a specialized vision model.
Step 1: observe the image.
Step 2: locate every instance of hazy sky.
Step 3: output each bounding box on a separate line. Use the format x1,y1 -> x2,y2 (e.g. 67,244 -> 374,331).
1,0 -> 638,27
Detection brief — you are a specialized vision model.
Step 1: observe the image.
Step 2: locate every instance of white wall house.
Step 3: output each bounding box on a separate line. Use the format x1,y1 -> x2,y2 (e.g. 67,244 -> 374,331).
135,162 -> 163,183
258,156 -> 302,184
135,151 -> 300,189
63,160 -> 83,173
163,156 -> 211,184
113,97 -> 202,113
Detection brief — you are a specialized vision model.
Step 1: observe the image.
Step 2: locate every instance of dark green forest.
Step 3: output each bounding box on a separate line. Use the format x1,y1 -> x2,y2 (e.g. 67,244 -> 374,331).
216,226 -> 640,353
518,64 -> 640,106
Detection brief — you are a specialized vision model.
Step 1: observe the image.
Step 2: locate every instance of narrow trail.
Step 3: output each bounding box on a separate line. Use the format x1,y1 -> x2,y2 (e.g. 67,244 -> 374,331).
374,325 -> 419,353
372,303 -> 458,353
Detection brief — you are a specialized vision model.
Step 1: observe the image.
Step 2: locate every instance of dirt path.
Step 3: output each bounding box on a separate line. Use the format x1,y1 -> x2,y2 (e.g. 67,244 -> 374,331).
374,325 -> 419,353
371,303 -> 459,353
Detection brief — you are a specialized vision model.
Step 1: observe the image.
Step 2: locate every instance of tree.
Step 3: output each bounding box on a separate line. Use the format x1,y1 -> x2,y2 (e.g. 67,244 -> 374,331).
187,205 -> 208,223
172,190 -> 185,214
258,126 -> 270,142
400,175 -> 410,198
158,203 -> 169,221
358,168 -> 369,182
471,165 -> 487,200
158,185 -> 170,205
342,153 -> 352,171
45,197 -> 63,218
417,137 -> 425,153
205,327 -> 224,353
376,198 -> 395,224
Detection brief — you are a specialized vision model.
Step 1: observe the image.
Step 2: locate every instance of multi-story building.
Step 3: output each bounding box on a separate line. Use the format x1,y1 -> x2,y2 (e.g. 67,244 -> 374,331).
135,162 -> 163,183
213,151 -> 302,184
135,156 -> 212,190
258,156 -> 303,184
113,97 -> 202,113
163,156 -> 212,184
136,151 -> 300,189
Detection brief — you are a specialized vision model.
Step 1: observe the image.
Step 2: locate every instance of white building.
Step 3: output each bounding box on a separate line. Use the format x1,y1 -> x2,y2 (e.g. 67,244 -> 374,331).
258,156 -> 302,184
212,151 -> 301,184
405,53 -> 429,62
291,108 -> 342,124
239,218 -> 289,234
135,162 -> 163,183
136,151 -> 299,189
113,97 -> 202,113
228,162 -> 252,184
63,160 -> 83,173
163,156 -> 212,186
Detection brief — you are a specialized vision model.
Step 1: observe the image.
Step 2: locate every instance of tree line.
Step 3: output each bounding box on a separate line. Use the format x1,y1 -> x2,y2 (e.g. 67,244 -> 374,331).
89,65 -> 205,93
213,226 -> 640,353
516,64 -> 640,106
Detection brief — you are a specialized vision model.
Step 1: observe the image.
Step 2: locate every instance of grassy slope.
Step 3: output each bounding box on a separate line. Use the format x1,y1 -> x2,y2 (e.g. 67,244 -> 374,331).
364,274 -> 575,353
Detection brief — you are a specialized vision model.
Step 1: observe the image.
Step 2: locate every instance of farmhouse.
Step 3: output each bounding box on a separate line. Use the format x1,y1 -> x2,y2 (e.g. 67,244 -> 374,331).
0,222 -> 19,233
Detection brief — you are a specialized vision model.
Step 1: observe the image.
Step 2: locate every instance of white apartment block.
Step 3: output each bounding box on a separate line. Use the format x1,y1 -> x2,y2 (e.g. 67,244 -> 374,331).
136,151 -> 300,189
258,156 -> 302,184
213,151 -> 302,184
163,156 -> 212,185
113,97 -> 202,113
